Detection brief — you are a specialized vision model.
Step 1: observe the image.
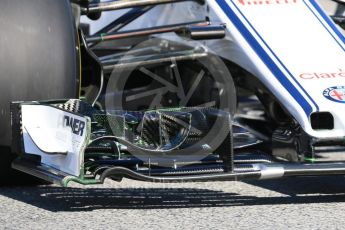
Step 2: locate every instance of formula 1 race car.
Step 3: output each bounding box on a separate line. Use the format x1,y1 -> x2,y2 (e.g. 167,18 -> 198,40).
2,0 -> 345,186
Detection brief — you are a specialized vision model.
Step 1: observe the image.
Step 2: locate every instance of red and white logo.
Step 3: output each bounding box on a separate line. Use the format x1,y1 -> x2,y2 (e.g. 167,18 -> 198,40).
300,69 -> 345,80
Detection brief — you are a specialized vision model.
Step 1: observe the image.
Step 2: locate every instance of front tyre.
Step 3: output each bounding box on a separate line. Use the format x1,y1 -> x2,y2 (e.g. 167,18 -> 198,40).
0,0 -> 80,184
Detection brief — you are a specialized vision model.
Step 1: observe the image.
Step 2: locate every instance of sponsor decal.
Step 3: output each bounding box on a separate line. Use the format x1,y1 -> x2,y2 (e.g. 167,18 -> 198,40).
300,69 -> 345,80
238,0 -> 297,5
323,86 -> 345,103
63,115 -> 85,136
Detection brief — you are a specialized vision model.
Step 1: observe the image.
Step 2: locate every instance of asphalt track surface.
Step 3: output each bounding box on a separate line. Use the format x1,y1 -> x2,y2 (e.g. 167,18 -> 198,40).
1,1 -> 345,229
2,177 -> 345,229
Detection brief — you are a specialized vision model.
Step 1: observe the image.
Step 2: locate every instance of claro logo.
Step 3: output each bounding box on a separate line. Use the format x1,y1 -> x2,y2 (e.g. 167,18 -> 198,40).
238,0 -> 297,5
299,69 -> 345,80
63,115 -> 85,136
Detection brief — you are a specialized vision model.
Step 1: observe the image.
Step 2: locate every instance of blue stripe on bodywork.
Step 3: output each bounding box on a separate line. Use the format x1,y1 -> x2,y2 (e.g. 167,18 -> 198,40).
303,0 -> 345,52
307,0 -> 345,48
228,0 -> 320,112
215,0 -> 314,115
